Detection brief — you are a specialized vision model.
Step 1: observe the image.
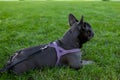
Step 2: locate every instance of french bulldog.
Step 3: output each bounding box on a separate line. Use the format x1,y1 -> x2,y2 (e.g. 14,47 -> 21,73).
0,13 -> 94,75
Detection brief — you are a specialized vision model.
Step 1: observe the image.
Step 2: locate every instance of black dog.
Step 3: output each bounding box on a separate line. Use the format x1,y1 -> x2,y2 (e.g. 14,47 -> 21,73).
0,14 -> 94,75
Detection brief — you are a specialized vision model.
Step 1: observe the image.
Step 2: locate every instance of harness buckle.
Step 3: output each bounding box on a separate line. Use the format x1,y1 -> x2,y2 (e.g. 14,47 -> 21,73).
40,45 -> 48,51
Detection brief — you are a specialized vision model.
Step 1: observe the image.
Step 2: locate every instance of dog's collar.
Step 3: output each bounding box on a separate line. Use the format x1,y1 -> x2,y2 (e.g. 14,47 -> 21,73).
48,42 -> 80,65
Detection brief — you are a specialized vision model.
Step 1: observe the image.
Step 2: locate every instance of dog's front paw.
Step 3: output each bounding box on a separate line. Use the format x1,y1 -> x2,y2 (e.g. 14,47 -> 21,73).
82,60 -> 95,65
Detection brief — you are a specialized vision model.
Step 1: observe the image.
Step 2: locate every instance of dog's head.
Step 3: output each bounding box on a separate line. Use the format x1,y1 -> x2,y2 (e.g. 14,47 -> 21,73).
68,14 -> 94,48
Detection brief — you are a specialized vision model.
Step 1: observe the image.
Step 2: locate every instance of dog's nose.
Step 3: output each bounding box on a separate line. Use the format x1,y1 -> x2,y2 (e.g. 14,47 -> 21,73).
92,33 -> 94,37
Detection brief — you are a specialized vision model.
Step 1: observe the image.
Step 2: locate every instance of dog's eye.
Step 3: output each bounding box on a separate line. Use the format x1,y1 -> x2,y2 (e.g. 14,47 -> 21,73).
87,31 -> 91,34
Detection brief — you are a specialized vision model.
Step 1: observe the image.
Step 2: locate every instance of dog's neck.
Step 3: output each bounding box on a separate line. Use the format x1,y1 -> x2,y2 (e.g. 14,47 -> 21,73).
56,30 -> 83,50
56,40 -> 80,50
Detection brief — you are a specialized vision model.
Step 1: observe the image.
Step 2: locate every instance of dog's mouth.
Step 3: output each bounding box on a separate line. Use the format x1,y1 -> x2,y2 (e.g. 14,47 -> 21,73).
88,32 -> 94,40
78,33 -> 94,45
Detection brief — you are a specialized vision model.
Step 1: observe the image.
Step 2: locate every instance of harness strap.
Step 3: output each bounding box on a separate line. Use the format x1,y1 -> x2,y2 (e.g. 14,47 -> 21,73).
48,42 -> 80,65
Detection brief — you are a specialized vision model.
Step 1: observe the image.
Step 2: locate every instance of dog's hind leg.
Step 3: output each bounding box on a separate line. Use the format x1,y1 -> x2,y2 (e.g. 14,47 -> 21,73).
12,60 -> 35,75
12,63 -> 27,75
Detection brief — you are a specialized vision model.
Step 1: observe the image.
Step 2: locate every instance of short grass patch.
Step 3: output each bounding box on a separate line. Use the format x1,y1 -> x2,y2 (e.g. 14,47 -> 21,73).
0,1 -> 120,80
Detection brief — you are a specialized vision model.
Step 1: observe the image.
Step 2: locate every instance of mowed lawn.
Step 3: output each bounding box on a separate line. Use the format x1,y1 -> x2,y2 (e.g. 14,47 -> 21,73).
0,1 -> 120,80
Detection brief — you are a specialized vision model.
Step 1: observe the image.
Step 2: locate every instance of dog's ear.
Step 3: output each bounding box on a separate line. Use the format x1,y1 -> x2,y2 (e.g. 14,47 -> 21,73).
68,13 -> 78,26
79,16 -> 85,29
80,15 -> 84,24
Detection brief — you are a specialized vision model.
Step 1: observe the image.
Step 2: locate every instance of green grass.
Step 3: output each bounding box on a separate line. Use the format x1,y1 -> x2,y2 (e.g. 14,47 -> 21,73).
0,1 -> 120,80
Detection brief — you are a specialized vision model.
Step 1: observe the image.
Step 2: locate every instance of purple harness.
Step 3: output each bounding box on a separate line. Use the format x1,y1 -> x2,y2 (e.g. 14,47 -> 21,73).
48,42 -> 80,65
